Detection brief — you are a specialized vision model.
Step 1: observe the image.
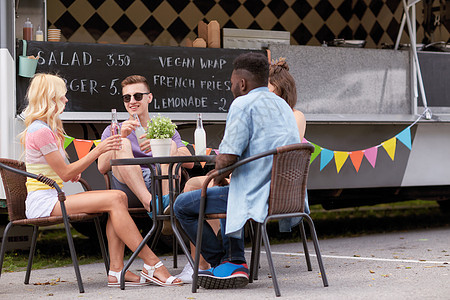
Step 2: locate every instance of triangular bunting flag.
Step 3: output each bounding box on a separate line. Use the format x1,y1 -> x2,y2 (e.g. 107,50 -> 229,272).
310,143 -> 322,164
320,148 -> 334,171
382,137 -> 396,161
364,147 -> 378,168
73,139 -> 94,159
302,137 -> 308,143
349,151 -> 364,172
200,148 -> 213,168
213,149 -> 219,155
63,136 -> 75,149
396,128 -> 411,150
182,140 -> 189,146
93,139 -> 101,147
334,151 -> 349,173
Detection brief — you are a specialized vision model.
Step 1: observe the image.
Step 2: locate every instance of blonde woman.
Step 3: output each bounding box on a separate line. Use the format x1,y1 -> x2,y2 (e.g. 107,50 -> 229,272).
20,73 -> 182,287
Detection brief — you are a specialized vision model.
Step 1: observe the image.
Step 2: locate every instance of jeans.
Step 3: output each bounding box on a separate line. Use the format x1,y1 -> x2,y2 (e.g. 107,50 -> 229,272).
174,186 -> 245,267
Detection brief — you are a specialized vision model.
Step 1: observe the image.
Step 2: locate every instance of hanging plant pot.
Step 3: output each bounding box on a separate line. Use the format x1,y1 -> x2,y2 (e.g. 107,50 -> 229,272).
150,138 -> 172,157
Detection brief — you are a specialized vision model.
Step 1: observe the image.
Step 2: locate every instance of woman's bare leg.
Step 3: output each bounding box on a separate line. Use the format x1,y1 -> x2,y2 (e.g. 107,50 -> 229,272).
112,139 -> 152,211
51,189 -> 180,283
104,217 -> 141,282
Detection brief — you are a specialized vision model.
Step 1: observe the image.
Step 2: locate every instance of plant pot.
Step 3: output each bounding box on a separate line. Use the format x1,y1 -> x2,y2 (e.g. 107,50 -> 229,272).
150,138 -> 172,157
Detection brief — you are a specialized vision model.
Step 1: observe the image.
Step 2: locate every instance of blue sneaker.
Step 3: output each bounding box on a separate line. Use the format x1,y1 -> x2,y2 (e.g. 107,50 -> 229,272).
197,261 -> 249,289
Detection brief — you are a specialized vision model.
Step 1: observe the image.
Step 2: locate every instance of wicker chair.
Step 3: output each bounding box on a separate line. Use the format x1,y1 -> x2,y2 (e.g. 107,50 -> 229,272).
191,143 -> 328,296
0,158 -> 109,293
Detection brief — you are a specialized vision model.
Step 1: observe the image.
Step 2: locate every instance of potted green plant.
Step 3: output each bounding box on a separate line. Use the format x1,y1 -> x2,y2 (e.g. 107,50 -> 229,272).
146,114 -> 177,157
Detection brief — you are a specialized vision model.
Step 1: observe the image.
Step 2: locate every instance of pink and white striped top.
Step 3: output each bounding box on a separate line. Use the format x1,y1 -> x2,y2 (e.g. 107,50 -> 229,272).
25,120 -> 65,192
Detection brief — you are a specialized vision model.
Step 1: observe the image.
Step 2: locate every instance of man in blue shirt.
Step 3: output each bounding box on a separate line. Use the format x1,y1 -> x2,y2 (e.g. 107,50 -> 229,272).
174,52 -> 300,289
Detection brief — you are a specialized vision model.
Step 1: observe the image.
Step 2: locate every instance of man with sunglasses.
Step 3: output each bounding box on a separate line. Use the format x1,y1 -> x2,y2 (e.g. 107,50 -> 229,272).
98,75 -> 192,212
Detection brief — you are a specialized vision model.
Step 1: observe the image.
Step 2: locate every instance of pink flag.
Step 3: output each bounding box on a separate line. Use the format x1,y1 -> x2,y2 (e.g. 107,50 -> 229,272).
364,146 -> 378,168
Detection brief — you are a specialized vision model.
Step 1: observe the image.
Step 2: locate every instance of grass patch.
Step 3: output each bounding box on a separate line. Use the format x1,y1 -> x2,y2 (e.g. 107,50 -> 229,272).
1,224 -> 175,273
266,200 -> 449,244
2,227 -> 104,273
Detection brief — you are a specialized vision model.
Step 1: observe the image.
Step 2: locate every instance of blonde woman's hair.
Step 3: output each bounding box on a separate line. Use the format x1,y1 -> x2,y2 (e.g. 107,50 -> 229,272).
19,73 -> 67,148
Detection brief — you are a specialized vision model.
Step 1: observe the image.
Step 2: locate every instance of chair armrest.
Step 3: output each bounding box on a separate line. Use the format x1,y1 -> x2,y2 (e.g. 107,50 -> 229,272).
78,178 -> 92,191
0,161 -> 63,194
200,148 -> 278,197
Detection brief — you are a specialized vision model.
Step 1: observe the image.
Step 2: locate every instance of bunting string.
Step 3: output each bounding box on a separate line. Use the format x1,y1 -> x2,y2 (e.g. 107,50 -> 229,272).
305,109 -> 429,173
64,109 -> 428,172
63,136 -> 218,160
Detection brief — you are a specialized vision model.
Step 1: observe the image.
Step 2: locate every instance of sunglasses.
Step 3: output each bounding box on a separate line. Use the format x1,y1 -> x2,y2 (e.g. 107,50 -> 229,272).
122,92 -> 149,103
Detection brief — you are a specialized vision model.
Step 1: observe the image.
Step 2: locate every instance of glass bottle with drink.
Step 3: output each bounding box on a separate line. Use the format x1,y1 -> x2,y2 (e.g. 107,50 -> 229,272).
111,109 -> 120,136
133,113 -> 147,144
194,113 -> 206,155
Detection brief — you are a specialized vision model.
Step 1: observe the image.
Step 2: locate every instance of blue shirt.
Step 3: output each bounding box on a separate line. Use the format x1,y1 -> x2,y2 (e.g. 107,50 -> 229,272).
219,87 -> 300,237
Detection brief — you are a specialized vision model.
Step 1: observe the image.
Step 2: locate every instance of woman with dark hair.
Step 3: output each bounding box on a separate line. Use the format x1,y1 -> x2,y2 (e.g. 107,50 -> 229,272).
269,58 -> 309,233
268,58 -> 306,140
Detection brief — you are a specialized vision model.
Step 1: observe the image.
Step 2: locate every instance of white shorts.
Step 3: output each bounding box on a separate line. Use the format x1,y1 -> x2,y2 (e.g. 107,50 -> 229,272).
26,189 -> 59,219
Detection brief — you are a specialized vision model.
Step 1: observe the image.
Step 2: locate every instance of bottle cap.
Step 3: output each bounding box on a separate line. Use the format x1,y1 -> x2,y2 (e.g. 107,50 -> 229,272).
24,18 -> 32,27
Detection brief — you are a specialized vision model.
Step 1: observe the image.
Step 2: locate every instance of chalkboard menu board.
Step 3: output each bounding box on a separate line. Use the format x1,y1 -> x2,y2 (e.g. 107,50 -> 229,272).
16,41 -> 257,117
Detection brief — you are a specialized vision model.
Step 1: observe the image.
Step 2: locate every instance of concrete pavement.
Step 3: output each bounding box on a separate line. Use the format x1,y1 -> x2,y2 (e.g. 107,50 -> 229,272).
1,226 -> 449,299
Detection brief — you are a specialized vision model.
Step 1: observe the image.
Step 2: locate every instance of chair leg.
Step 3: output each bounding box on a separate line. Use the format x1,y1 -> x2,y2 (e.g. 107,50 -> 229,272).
261,221 -> 281,297
249,222 -> 261,282
254,224 -> 262,281
0,222 -> 13,277
299,221 -> 312,271
24,225 -> 38,284
62,218 -> 84,293
94,217 -> 109,273
303,215 -> 329,287
192,198 -> 207,293
173,233 -> 178,269
191,221 -> 203,293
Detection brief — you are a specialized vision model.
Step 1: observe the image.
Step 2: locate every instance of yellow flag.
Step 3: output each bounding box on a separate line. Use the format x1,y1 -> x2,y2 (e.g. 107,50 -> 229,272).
334,151 -> 349,173
382,137 -> 397,160
93,139 -> 101,147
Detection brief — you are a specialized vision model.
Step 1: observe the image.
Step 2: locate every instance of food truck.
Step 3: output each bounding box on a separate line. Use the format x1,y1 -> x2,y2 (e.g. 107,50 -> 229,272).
1,0 -> 450,214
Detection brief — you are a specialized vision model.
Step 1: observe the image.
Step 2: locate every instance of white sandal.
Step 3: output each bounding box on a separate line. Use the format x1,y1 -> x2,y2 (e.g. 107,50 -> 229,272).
140,261 -> 183,286
107,269 -> 150,287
